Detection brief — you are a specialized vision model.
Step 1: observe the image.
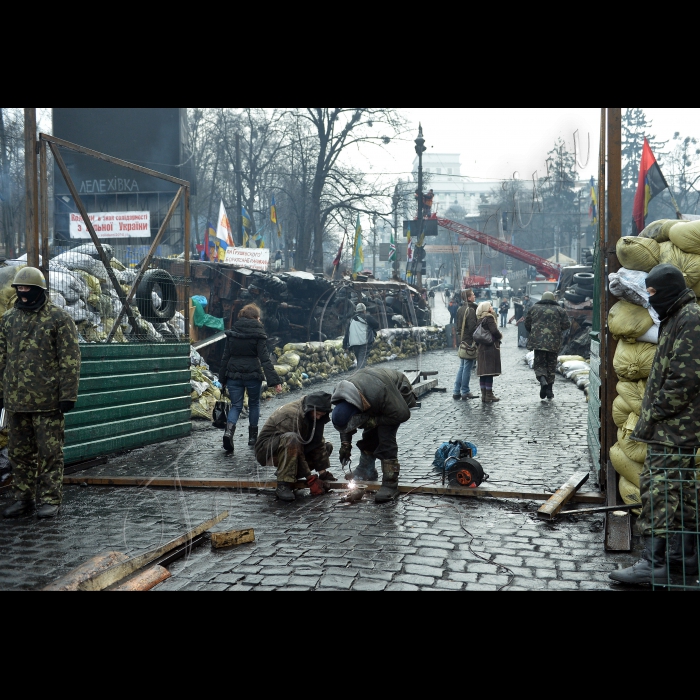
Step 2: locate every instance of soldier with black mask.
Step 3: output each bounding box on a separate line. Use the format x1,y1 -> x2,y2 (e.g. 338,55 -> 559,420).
610,264 -> 700,585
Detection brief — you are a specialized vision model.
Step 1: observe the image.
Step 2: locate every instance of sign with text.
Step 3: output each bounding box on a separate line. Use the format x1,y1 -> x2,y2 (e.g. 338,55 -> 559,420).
224,247 -> 270,271
69,211 -> 151,239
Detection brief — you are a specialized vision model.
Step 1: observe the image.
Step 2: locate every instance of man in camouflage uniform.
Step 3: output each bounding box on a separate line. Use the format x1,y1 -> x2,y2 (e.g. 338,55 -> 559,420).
524,291 -> 570,400
611,265 -> 700,585
0,267 -> 81,519
255,392 -> 335,502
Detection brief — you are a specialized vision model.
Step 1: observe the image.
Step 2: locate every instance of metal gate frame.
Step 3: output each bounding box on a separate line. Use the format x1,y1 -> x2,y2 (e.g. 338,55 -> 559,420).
34,133 -> 191,342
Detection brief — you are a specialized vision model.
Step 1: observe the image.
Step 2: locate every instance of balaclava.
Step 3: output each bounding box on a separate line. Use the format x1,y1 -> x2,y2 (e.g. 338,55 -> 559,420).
645,264 -> 687,320
15,286 -> 46,312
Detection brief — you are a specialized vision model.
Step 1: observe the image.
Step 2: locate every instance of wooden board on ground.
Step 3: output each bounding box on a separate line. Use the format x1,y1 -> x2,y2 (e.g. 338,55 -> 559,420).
109,565 -> 171,591
412,379 -> 439,398
210,528 -> 255,549
64,475 -> 605,504
44,551 -> 129,591
536,472 -> 590,520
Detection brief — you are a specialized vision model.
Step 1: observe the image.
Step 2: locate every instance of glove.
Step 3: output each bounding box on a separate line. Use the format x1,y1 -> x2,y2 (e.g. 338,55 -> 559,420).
339,442 -> 352,466
307,475 -> 328,497
59,401 -> 75,414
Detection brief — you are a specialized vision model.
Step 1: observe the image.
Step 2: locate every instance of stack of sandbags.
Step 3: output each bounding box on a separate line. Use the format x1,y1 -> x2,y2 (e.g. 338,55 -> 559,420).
639,219 -> 677,243
616,236 -> 660,273
262,327 -> 447,400
662,220 -> 700,297
190,365 -> 227,420
557,356 -> 590,393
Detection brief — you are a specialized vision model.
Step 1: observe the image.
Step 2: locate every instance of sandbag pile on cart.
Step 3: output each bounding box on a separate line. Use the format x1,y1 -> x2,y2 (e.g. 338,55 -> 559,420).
2,245 -> 185,344
189,346 -> 230,420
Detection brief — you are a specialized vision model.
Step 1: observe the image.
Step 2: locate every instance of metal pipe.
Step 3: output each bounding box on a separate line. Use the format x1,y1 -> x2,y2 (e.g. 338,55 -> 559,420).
24,109 -> 38,266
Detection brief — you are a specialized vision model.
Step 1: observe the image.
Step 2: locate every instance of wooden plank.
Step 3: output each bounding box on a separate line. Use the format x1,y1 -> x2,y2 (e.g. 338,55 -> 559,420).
109,565 -> 171,591
210,529 -> 255,549
536,472 -> 590,520
412,379 -> 438,398
76,511 -> 229,591
63,475 -> 605,504
560,503 -> 639,517
78,369 -> 190,394
44,551 -> 129,591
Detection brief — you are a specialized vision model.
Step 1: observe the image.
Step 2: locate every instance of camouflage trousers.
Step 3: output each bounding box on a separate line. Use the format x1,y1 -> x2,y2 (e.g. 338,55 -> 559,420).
256,433 -> 332,484
9,411 -> 65,505
533,350 -> 558,384
638,445 -> 698,538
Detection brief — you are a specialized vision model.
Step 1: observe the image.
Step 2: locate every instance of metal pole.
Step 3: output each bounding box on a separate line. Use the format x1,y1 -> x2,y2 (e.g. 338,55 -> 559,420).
184,185 -> 191,340
235,133 -> 243,247
24,108 -> 39,267
393,187 -> 399,278
372,214 -> 377,277
415,125 -> 425,290
597,109 -> 607,488
39,139 -> 49,287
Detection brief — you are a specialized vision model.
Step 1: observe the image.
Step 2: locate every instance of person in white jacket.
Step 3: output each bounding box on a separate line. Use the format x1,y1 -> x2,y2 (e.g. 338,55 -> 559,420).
343,304 -> 380,370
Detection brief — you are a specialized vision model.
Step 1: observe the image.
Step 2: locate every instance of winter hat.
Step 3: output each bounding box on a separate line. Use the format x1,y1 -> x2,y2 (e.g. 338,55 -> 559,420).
356,303 -> 366,313
332,400 -> 360,429
541,292 -> 556,301
304,392 -> 333,414
646,264 -> 687,320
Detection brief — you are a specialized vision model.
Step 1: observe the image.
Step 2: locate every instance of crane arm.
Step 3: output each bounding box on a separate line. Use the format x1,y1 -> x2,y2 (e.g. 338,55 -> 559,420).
436,218 -> 561,279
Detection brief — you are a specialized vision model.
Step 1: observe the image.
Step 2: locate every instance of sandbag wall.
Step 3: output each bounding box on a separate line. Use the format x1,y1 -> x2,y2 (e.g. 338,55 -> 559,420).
605,219 -> 700,511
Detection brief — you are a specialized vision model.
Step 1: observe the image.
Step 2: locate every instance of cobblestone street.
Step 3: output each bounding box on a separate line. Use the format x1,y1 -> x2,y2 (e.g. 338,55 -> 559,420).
0,302 -> 642,591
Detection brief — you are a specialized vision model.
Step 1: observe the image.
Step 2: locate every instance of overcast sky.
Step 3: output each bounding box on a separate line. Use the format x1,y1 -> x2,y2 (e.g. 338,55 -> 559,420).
356,108 -> 700,184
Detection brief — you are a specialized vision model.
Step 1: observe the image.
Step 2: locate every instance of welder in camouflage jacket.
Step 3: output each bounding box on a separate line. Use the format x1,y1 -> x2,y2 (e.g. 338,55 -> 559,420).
611,265 -> 700,586
0,267 -> 81,520
255,392 -> 335,502
524,292 -> 570,400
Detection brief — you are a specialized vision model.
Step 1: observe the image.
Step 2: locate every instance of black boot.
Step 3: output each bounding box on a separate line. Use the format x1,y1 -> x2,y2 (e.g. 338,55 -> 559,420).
546,382 -> 554,400
2,500 -> 34,519
275,481 -> 295,502
539,376 -> 548,400
609,536 -> 668,585
36,504 -> 60,519
375,459 -> 400,503
668,533 -> 699,575
248,426 -> 258,447
223,423 -> 236,453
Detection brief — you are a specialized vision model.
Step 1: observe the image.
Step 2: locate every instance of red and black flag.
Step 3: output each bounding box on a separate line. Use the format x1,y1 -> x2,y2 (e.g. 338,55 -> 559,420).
332,239 -> 344,267
633,138 -> 669,234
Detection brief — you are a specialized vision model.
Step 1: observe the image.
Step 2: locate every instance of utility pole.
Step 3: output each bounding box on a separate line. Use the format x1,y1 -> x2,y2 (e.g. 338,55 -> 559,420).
392,185 -> 400,278
414,125 -> 426,290
24,108 -> 39,267
372,214 -> 377,277
235,133 -> 243,247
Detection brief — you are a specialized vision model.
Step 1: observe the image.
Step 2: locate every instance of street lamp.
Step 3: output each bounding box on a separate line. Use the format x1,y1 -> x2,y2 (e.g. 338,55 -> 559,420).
392,185 -> 400,278
414,124 -> 427,289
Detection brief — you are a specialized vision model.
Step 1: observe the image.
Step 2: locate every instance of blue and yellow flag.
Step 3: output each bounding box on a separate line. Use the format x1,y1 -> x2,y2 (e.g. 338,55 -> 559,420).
352,215 -> 364,275
242,206 -> 252,247
270,197 -> 278,225
589,176 -> 598,227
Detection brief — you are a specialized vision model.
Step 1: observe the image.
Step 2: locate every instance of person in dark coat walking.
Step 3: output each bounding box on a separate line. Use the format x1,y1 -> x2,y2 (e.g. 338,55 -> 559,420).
475,302 -> 502,403
453,289 -> 478,400
219,304 -> 282,454
331,367 -> 416,503
498,299 -> 510,328
524,292 -> 570,400
448,296 -> 459,324
610,265 -> 700,585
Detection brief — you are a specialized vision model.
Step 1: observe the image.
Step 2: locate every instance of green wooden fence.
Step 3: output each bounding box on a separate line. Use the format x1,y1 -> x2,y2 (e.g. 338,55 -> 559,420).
64,343 -> 192,464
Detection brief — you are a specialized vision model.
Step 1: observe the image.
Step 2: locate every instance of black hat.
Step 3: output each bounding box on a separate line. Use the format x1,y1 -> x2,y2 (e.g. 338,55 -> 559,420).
304,392 -> 333,414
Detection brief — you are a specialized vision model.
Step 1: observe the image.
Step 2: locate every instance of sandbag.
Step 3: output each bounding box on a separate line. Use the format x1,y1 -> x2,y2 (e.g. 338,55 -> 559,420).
610,442 -> 644,488
619,476 -> 642,515
612,394 -> 633,428
608,300 -> 654,342
669,220 -> 700,255
560,360 -> 589,373
52,252 -> 109,283
623,411 -> 640,434
278,352 -> 301,368
639,219 -> 674,243
616,236 -> 660,272
658,241 -> 700,287
74,270 -> 102,297
282,343 -> 309,354
613,339 -> 656,381
637,324 -> 660,345
274,364 -> 291,376
617,427 -> 647,464
557,355 -> 586,363
616,380 -> 646,416
0,287 -> 16,315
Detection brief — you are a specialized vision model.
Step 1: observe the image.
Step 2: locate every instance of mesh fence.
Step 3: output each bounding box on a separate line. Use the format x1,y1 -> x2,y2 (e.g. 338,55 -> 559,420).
2,244 -> 189,344
647,445 -> 700,591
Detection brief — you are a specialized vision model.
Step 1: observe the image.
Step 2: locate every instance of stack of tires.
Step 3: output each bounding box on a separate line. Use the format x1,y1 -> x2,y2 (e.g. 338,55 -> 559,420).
563,272 -> 595,304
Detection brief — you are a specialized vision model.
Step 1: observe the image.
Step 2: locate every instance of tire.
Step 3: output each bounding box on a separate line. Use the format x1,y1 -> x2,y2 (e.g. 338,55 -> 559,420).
573,285 -> 593,298
135,269 -> 177,323
564,290 -> 586,304
573,272 -> 595,286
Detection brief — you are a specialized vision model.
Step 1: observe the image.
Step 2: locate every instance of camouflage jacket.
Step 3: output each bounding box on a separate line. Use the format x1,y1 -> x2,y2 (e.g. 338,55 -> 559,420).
524,300 -> 570,353
633,289 -> 700,447
0,299 -> 81,413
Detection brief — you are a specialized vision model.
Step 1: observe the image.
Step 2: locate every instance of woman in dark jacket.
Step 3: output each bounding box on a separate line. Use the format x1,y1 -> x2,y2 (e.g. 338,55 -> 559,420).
219,304 -> 282,454
475,301 -> 503,403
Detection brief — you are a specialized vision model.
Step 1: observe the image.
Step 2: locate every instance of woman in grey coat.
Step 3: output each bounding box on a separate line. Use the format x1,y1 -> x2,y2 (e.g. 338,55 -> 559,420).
475,302 -> 502,403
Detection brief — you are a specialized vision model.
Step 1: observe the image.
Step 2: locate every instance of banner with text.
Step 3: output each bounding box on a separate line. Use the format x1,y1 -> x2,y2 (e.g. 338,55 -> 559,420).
69,211 -> 151,239
224,247 -> 270,271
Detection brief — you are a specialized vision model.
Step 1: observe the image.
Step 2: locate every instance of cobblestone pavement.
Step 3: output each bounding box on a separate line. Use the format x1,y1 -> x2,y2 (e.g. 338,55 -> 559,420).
0,315 -> 643,591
